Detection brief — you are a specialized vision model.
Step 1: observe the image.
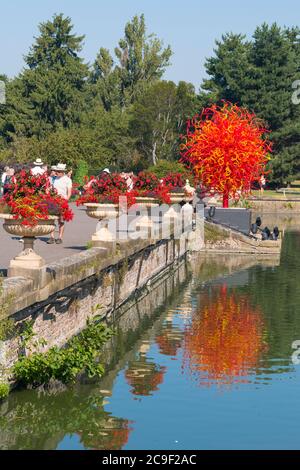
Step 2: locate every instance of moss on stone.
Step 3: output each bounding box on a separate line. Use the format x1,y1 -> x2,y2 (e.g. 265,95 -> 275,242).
204,223 -> 230,243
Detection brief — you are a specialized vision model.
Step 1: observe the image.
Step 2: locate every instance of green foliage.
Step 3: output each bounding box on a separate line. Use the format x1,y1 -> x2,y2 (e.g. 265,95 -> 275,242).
13,319 -> 113,386
1,13 -> 88,141
0,383 -> 9,400
148,159 -> 191,178
0,318 -> 15,341
73,160 -> 89,185
130,80 -> 198,166
90,14 -> 172,110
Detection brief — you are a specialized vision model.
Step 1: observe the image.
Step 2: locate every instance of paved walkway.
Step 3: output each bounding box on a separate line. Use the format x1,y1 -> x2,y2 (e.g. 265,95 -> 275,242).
0,204 -> 97,274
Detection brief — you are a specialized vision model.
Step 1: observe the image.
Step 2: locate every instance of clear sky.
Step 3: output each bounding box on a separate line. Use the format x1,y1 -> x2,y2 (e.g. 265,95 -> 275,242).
1,0 -> 300,89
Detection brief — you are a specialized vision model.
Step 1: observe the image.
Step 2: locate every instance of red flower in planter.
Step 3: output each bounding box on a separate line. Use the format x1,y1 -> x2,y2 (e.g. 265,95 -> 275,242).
0,171 -> 73,226
76,173 -> 137,207
132,171 -> 171,204
163,172 -> 186,189
133,172 -> 160,192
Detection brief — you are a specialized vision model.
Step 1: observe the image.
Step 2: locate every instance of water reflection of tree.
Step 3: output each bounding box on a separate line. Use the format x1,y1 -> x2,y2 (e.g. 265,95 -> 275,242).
243,231 -> 300,362
125,344 -> 166,396
183,287 -> 268,387
0,388 -> 132,450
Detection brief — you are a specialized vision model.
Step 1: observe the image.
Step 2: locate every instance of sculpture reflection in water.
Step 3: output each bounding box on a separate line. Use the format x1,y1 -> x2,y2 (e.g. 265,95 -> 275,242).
183,286 -> 268,387
125,341 -> 166,397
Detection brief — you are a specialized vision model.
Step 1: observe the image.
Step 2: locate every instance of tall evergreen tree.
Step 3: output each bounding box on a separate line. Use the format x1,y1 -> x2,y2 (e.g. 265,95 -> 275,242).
7,13 -> 88,138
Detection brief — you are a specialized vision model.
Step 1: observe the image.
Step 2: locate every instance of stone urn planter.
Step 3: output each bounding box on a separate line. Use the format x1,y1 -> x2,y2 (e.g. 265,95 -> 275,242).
0,213 -> 57,269
84,203 -> 119,243
164,189 -> 193,221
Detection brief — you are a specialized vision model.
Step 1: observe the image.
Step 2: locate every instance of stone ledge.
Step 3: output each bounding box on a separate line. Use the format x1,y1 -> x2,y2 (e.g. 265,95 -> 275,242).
0,234 -> 188,319
204,220 -> 282,254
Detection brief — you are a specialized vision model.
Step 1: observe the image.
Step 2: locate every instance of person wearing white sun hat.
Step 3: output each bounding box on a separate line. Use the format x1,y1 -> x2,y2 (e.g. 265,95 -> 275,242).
47,163 -> 72,245
31,158 -> 46,176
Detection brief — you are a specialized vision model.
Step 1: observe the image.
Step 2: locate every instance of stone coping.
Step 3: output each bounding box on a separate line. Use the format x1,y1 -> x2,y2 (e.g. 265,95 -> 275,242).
0,235 -> 180,320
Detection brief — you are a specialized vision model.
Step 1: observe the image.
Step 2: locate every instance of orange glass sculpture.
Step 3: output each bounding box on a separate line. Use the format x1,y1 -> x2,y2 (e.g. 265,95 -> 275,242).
181,102 -> 271,207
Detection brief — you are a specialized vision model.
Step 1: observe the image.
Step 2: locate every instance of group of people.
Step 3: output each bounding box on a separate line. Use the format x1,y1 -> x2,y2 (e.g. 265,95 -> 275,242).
0,158 -> 73,244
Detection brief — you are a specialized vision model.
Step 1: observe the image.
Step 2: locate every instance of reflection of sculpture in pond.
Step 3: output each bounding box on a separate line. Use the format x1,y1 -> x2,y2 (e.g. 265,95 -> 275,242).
125,343 -> 166,396
155,311 -> 184,356
183,287 -> 268,387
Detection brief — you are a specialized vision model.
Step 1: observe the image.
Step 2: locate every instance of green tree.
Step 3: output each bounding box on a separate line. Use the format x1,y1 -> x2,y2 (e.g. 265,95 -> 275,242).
89,48 -> 121,112
202,33 -> 251,105
8,13 -> 88,138
130,80 -> 197,166
90,14 -> 172,110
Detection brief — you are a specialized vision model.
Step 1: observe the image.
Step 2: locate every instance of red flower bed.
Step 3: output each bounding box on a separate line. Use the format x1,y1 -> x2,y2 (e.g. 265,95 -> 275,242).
0,170 -> 73,226
77,173 -> 137,207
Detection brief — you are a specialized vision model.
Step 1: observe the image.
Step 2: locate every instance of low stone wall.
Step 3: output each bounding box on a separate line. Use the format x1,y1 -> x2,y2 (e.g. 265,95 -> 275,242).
203,220 -> 282,255
0,233 -> 190,376
248,199 -> 300,213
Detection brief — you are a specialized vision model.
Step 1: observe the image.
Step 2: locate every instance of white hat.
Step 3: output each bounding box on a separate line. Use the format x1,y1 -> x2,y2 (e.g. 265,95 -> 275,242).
55,163 -> 67,172
33,158 -> 43,166
102,168 -> 110,173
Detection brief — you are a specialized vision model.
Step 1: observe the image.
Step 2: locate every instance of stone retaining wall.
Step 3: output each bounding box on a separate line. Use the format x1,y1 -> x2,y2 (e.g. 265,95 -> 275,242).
248,199 -> 300,213
0,233 -> 191,376
204,220 -> 282,255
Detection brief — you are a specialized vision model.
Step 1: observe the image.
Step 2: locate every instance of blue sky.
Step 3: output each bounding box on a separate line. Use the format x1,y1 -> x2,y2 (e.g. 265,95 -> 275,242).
2,0 -> 300,89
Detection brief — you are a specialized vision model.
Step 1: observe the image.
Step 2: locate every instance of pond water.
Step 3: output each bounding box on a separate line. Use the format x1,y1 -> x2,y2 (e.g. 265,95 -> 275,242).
1,221 -> 300,450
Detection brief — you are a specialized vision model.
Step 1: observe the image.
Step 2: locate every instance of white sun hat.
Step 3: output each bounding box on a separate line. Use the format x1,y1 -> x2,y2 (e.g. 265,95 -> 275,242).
102,168 -> 110,173
55,163 -> 67,172
33,158 -> 44,166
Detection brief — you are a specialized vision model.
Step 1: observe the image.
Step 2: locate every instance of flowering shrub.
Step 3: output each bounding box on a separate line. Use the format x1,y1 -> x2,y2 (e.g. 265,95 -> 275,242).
0,170 -> 73,226
77,173 -> 137,207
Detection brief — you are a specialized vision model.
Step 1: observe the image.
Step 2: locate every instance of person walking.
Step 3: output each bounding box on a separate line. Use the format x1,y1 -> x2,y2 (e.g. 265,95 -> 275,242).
47,163 -> 72,245
49,165 -> 58,185
3,168 -> 16,195
31,158 -> 46,176
259,175 -> 266,195
0,166 -> 9,195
